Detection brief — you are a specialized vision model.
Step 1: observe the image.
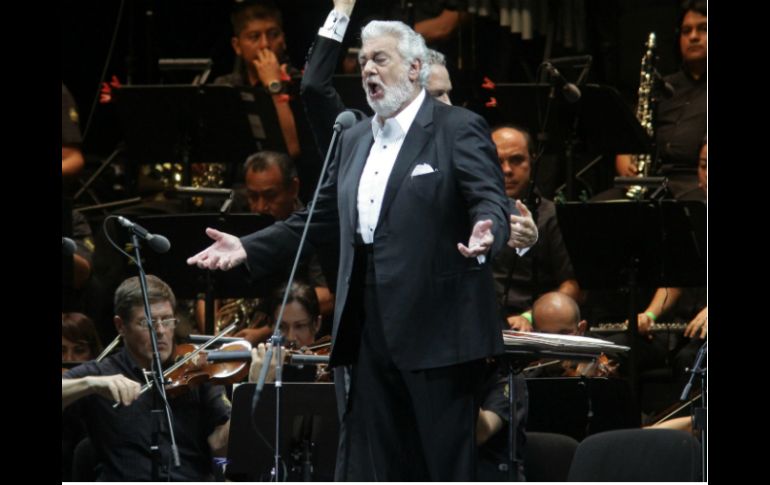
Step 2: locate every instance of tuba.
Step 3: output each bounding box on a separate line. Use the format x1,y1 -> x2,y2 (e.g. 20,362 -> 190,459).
626,33 -> 659,199
214,298 -> 264,334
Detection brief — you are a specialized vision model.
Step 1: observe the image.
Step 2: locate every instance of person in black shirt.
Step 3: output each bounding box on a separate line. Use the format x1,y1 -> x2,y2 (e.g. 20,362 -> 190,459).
213,2 -> 301,160
490,125 -> 580,332
615,0 -> 707,198
62,275 -> 231,481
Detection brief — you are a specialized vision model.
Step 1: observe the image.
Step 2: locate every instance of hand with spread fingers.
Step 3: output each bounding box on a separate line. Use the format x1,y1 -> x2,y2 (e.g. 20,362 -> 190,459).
458,219 -> 494,258
186,227 -> 247,271
507,199 -> 538,248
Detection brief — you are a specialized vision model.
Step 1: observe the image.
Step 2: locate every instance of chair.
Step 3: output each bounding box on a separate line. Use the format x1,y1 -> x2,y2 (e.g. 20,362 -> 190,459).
567,428 -> 702,481
523,431 -> 580,481
71,438 -> 98,481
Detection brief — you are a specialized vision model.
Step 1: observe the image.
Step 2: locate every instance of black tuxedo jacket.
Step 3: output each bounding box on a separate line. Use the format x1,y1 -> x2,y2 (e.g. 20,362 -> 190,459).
242,94 -> 509,370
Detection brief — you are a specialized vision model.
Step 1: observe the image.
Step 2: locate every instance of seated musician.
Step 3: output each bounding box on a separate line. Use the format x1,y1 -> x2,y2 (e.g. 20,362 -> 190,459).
490,125 -> 580,332
61,312 -> 103,481
248,280 -> 328,383
62,312 -> 103,365
197,151 -> 334,344
528,291 -> 619,378
213,1 -> 301,159
62,275 -> 231,481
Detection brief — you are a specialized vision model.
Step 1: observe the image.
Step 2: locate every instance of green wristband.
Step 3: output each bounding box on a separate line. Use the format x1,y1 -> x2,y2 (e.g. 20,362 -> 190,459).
521,311 -> 533,324
644,311 -> 657,322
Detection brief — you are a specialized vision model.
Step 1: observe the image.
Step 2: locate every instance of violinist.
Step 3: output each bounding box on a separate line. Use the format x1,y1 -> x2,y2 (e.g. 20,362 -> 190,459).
62,275 -> 231,481
525,292 -> 618,378
248,281 -> 327,383
61,312 -> 103,480
62,312 -> 103,364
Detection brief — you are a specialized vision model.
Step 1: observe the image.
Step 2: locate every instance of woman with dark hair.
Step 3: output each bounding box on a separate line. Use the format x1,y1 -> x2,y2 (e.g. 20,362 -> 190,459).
248,281 -> 325,382
62,312 -> 103,363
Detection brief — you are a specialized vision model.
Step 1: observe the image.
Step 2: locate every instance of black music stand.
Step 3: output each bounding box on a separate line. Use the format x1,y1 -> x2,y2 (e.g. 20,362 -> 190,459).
484,83 -> 651,200
555,200 -> 706,398
501,331 -> 630,481
525,377 -> 640,441
109,213 -> 276,334
113,85 -> 286,187
226,383 -> 339,481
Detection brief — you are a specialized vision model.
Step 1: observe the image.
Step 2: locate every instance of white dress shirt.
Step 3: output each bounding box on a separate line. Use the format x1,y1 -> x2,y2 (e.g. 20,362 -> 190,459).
318,9 -> 350,43
357,89 -> 427,243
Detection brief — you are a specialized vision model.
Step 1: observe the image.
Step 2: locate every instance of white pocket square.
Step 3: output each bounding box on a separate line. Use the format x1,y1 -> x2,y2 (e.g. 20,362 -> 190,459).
411,163 -> 435,177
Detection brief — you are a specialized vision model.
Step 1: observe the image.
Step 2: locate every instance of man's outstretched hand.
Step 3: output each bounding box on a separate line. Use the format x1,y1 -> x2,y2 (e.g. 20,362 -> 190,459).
187,228 -> 247,271
458,219 -> 494,260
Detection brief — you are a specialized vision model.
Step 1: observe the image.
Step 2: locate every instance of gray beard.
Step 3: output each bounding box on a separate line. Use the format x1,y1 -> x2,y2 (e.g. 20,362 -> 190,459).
366,75 -> 416,119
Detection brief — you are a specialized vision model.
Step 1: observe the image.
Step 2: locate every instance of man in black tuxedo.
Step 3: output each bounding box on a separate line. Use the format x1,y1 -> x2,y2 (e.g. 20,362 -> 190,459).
188,19 -> 509,481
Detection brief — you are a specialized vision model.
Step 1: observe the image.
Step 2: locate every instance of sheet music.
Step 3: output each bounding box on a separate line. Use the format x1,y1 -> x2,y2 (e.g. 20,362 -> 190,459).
502,330 -> 629,356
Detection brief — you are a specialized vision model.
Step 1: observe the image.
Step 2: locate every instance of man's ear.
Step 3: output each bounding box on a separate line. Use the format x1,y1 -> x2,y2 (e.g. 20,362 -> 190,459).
408,60 -> 421,82
288,177 -> 300,198
231,36 -> 242,56
114,315 -> 126,336
577,320 -> 588,335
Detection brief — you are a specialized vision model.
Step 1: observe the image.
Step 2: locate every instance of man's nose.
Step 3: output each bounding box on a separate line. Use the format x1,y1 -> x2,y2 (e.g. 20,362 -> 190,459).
362,59 -> 377,76
253,198 -> 268,213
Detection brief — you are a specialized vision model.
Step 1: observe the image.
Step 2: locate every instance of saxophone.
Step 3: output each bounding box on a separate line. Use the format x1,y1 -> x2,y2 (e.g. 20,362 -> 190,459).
625,32 -> 658,199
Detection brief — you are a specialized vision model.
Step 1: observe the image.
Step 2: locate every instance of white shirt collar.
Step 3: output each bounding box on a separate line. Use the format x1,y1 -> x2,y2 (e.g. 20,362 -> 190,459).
370,88 -> 426,139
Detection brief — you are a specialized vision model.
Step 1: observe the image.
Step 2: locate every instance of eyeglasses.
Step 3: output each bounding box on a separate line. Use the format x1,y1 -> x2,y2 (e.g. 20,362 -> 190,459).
135,317 -> 178,330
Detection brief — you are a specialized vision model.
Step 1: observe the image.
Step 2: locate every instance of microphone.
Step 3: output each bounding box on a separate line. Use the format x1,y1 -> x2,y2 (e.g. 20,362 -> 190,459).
333,110 -> 357,132
542,62 -> 581,103
62,237 -> 76,254
116,216 -> 171,253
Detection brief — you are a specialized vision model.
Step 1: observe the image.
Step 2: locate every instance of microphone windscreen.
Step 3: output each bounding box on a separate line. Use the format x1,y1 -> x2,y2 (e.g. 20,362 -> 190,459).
62,237 -> 77,254
149,235 -> 171,253
335,110 -> 357,130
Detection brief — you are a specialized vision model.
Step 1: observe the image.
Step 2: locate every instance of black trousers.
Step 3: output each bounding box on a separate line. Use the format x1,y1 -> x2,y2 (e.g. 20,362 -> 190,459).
335,244 -> 483,481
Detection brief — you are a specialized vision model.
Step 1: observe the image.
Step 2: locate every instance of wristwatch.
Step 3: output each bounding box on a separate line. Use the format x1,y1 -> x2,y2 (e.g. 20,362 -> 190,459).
267,80 -> 282,94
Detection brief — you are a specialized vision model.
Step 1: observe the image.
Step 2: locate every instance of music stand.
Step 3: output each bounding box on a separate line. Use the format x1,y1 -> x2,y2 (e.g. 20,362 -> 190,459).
113,85 -> 286,187
483,83 -> 651,200
525,377 -> 640,441
501,331 -> 630,481
556,200 -> 706,398
226,383 -> 339,481
109,213 -> 276,334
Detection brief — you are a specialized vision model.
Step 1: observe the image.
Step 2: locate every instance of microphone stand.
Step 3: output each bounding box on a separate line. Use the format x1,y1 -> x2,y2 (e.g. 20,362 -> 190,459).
251,117 -> 348,482
129,232 -> 181,480
680,341 -> 707,481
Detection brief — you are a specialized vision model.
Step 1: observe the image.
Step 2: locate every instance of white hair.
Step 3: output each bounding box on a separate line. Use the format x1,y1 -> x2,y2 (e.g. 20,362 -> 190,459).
361,20 -> 430,86
425,48 -> 446,67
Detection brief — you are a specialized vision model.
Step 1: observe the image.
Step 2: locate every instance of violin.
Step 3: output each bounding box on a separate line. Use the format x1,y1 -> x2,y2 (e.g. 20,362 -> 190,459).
253,335 -> 333,383
113,323 -> 244,407
164,340 -> 253,397
290,335 -> 332,382
561,353 -> 619,378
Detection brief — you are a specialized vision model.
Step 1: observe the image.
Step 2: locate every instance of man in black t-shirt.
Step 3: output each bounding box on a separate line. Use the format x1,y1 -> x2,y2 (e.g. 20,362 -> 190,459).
62,275 -> 231,481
